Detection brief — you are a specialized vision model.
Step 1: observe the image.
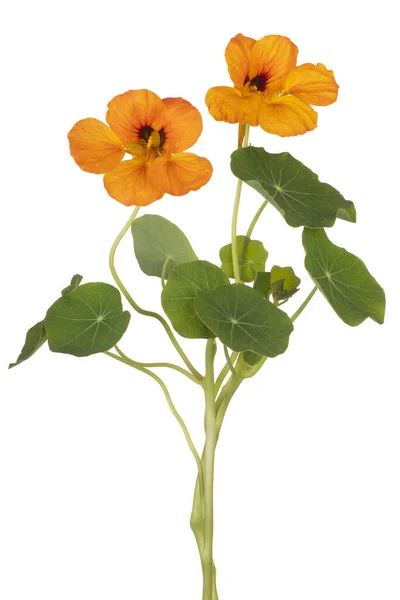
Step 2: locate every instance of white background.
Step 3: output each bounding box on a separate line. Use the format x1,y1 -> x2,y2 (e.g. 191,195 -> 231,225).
1,1 -> 399,599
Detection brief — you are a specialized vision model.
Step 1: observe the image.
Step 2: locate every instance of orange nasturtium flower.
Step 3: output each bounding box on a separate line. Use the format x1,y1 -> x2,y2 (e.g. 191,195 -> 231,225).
68,90 -> 213,206
206,34 -> 339,137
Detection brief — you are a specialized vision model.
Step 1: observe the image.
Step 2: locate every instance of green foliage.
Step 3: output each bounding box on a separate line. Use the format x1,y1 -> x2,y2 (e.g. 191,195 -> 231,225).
253,272 -> 271,299
9,273 -> 84,369
242,350 -> 263,366
270,266 -> 301,303
45,283 -> 131,356
231,147 -> 356,228
194,283 -> 293,357
219,236 -> 268,282
131,214 -> 197,278
9,321 -> 47,369
303,228 -> 385,326
161,260 -> 230,339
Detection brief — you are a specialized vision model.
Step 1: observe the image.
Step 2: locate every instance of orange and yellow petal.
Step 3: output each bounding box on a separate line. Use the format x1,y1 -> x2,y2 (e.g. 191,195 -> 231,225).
284,63 -> 339,106
106,90 -> 167,144
249,35 -> 298,89
258,95 -> 318,137
103,157 -> 163,207
225,33 -> 256,87
149,153 -> 213,197
205,86 -> 261,126
162,97 -> 203,154
67,118 -> 124,174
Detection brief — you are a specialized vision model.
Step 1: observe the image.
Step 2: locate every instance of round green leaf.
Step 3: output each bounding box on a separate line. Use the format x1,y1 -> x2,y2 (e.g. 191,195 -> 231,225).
270,266 -> 301,302
161,260 -> 230,339
219,236 -> 268,282
194,284 -> 293,357
131,214 -> 197,278
303,228 -> 385,326
231,147 -> 356,228
45,283 -> 131,356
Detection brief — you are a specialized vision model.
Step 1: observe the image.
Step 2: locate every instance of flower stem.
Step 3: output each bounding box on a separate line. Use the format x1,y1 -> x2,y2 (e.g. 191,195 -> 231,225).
108,208 -> 202,380
231,124 -> 250,283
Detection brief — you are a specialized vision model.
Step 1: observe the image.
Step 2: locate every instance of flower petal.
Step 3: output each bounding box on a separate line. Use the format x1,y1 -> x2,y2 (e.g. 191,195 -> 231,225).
150,153 -> 213,196
162,97 -> 203,153
205,86 -> 261,125
225,33 -> 256,87
106,90 -> 167,144
68,118 -> 124,174
284,63 -> 339,106
103,157 -> 163,206
258,95 -> 318,137
249,35 -> 298,88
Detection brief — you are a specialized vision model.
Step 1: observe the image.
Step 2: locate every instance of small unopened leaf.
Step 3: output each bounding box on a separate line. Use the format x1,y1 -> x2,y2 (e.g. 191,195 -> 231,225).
61,274 -> 83,296
303,228 -> 385,326
231,147 -> 356,228
220,236 -> 268,282
194,284 -> 293,357
161,260 -> 229,339
45,283 -> 131,356
131,214 -> 197,278
9,321 -> 47,369
270,266 -> 300,302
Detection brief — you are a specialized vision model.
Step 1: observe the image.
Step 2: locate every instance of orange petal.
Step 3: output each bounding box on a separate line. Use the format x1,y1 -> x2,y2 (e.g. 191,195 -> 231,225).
205,86 -> 261,125
162,97 -> 203,153
103,157 -> 163,207
249,35 -> 298,89
284,63 -> 339,106
258,95 -> 318,137
225,33 -> 256,87
149,153 -> 213,196
67,118 -> 124,174
106,90 -> 167,144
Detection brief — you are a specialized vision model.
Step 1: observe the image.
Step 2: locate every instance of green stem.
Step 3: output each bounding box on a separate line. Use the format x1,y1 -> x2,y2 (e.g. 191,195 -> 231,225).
104,351 -> 204,499
290,285 -> 318,323
215,351 -> 238,396
109,208 -> 202,380
246,199 -> 268,239
202,340 -> 217,600
231,124 -> 250,283
113,345 -> 201,385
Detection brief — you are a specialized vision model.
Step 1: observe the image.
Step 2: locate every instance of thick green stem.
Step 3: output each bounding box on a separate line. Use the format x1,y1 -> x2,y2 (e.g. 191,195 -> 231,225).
202,340 -> 217,600
109,208 -> 202,380
231,125 -> 250,283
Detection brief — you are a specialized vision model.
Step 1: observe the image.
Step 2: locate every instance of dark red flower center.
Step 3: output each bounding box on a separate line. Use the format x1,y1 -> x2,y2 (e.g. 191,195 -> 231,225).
249,73 -> 268,92
139,125 -> 165,147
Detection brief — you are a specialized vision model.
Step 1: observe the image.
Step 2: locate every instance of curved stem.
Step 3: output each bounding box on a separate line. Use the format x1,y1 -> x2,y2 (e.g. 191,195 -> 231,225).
291,285 -> 318,323
114,345 -> 201,385
231,124 -> 250,283
246,199 -> 268,239
109,208 -> 202,380
223,345 -> 236,378
215,351 -> 238,396
104,350 -> 204,492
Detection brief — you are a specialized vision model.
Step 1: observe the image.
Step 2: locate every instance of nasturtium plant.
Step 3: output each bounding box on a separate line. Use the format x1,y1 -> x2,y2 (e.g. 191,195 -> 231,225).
9,31 -> 386,600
